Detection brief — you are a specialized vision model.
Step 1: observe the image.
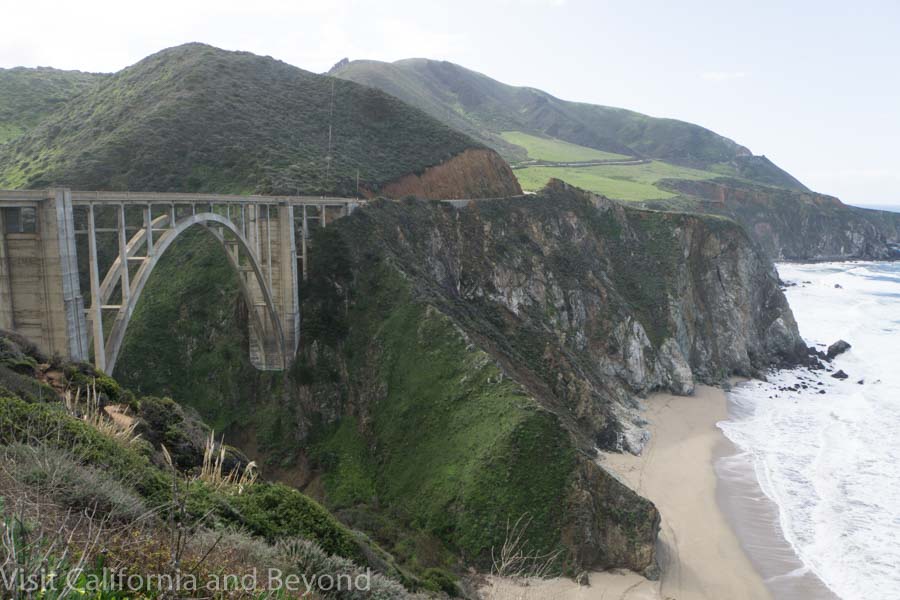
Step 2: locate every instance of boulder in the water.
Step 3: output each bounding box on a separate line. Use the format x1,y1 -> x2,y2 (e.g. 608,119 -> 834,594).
827,340 -> 852,359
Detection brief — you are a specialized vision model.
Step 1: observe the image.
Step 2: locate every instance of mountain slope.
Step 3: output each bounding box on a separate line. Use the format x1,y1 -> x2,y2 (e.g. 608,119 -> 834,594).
333,58 -> 900,261
116,181 -> 808,575
331,58 -> 805,190
0,67 -> 105,143
0,331 -> 424,597
0,44 -> 519,198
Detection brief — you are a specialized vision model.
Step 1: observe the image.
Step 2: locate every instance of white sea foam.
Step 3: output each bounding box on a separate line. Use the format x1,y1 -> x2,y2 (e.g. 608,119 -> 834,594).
719,262 -> 900,600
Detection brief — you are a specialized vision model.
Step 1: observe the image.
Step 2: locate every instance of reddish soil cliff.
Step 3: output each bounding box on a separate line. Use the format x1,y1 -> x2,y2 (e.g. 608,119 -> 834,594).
371,148 -> 522,199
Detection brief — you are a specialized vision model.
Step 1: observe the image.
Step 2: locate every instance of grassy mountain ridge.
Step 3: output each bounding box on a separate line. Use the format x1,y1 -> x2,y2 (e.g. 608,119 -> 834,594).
331,58 -> 806,190
0,44 -> 495,196
332,58 -> 900,260
0,66 -> 105,143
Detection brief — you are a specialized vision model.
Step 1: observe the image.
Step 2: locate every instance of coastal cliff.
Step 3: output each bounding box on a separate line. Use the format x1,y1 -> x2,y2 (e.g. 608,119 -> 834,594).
112,180 -> 806,579
655,179 -> 900,261
276,180 -> 805,574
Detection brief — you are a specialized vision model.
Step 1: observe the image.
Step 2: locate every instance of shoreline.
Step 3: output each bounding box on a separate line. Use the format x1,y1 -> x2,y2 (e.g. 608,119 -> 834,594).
715,430 -> 839,599
481,385 -> 829,599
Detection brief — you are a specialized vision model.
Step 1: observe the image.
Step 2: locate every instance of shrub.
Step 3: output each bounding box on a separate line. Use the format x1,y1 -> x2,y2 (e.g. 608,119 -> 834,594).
2,442 -> 148,521
0,495 -> 113,600
0,365 -> 56,403
134,395 -> 209,470
276,537 -> 414,600
63,364 -> 134,405
229,482 -> 362,561
0,395 -> 169,504
420,567 -> 459,596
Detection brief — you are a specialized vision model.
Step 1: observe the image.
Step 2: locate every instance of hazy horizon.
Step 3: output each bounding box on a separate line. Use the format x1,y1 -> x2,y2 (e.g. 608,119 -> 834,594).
3,0 -> 899,206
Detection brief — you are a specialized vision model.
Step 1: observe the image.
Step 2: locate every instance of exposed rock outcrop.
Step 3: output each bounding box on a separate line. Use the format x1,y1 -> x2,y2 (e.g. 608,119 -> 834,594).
288,180 -> 805,575
827,339 -> 852,359
372,148 -> 522,199
655,179 -> 900,261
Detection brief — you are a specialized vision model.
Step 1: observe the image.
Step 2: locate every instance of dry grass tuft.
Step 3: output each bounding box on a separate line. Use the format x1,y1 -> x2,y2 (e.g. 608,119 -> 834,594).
63,380 -> 139,445
193,431 -> 258,494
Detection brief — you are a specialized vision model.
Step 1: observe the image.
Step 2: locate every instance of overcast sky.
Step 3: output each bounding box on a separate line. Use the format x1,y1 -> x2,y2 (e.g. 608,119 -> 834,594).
3,0 -> 898,206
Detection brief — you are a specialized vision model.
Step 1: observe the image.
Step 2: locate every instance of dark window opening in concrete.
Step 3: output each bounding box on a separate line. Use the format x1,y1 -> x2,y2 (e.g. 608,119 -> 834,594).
2,207 -> 37,234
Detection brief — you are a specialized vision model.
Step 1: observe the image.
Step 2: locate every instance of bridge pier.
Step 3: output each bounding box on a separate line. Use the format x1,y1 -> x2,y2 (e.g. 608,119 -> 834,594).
0,189 -> 360,373
0,189 -> 89,362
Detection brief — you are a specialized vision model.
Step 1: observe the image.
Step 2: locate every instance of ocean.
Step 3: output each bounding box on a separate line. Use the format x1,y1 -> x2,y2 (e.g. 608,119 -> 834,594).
719,262 -> 900,600
850,204 -> 900,213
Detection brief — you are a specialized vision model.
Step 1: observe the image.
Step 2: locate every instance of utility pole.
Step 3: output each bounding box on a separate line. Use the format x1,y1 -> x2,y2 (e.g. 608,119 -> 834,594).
325,79 -> 334,192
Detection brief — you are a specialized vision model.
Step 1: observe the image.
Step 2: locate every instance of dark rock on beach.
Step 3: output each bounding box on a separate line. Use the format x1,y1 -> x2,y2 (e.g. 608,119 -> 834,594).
827,340 -> 852,359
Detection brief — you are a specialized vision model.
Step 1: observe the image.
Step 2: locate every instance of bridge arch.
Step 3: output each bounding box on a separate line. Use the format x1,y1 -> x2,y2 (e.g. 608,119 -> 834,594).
103,212 -> 287,374
0,188 -> 361,373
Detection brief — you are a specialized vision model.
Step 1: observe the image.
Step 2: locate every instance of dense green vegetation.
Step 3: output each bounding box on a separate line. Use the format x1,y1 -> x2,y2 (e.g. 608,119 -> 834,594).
0,352 -> 362,562
332,58 -> 806,190
113,219 -> 579,575
113,192 -> 671,573
499,131 -> 629,162
315,265 -> 575,562
514,160 -> 718,201
0,394 -> 169,503
0,67 -> 103,143
114,227 -> 265,432
0,333 -> 421,597
0,44 -> 481,195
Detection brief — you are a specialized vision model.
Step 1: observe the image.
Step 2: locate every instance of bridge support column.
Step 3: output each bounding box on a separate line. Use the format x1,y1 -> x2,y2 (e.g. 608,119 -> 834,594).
0,189 -> 88,362
0,210 -> 14,330
117,204 -> 131,305
301,205 -> 308,280
86,204 -> 106,372
277,204 -> 300,355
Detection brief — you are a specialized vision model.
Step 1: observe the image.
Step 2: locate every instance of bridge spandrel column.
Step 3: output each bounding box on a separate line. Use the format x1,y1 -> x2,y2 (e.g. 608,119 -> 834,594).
86,203 -> 106,372
55,190 -> 89,361
276,204 -> 300,356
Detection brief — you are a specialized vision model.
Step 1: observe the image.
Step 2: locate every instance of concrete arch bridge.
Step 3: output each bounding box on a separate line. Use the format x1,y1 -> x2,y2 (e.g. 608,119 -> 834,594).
0,189 -> 360,373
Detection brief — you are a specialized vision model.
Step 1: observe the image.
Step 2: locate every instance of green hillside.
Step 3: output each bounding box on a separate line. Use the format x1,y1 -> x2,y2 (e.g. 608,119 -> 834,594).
0,44 -> 482,195
331,58 -> 806,190
0,67 -> 104,143
500,131 -> 630,162
515,160 -> 719,201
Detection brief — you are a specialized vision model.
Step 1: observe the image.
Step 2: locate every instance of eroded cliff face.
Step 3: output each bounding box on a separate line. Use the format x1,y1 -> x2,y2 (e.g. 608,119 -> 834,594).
657,179 -> 900,261
370,147 -> 522,199
288,181 -> 805,575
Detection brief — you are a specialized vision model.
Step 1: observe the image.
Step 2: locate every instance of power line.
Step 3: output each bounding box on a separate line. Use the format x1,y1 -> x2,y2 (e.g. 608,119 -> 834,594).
324,78 -> 335,192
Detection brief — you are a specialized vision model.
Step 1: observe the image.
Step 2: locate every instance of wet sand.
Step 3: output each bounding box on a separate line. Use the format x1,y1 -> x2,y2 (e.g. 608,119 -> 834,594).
716,433 -> 839,599
482,385 -> 836,599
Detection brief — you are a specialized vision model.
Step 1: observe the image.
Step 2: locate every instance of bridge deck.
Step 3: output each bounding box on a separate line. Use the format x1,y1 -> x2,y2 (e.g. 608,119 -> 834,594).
0,189 -> 362,206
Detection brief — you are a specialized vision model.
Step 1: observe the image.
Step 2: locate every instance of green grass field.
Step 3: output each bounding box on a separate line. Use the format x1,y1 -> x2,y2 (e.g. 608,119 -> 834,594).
500,130 -> 630,163
513,160 -> 719,201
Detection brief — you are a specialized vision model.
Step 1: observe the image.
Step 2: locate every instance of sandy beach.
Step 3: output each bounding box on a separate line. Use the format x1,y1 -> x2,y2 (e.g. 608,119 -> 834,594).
482,385 -> 774,600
